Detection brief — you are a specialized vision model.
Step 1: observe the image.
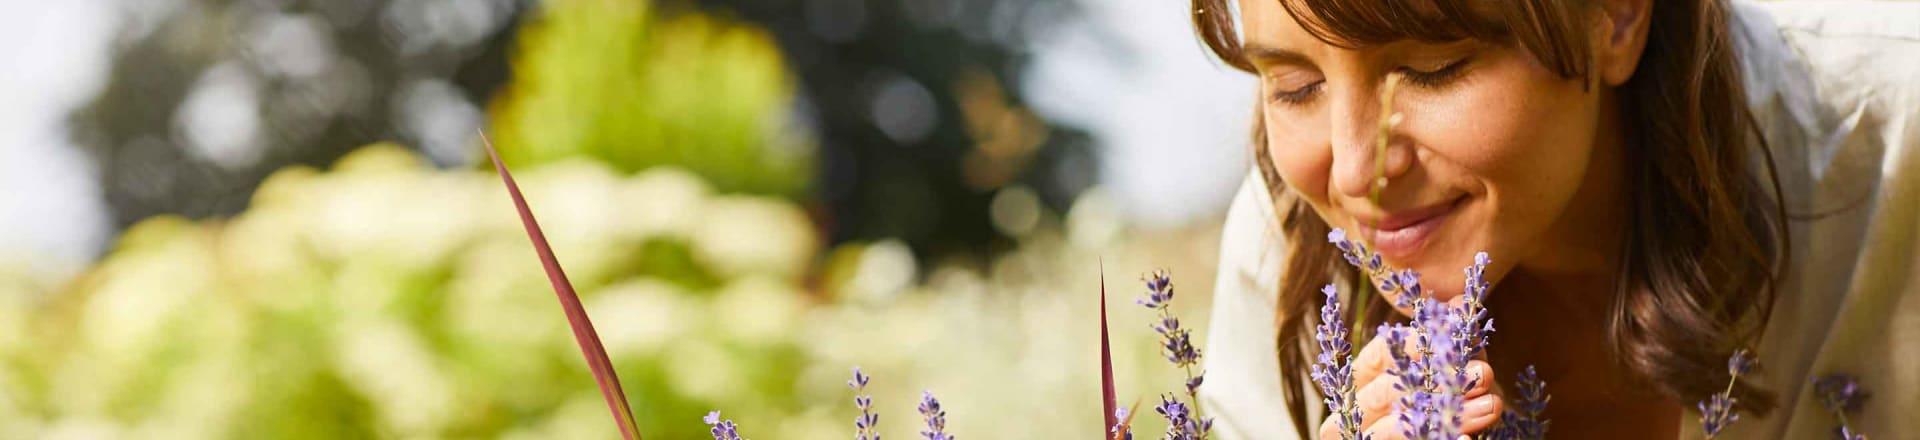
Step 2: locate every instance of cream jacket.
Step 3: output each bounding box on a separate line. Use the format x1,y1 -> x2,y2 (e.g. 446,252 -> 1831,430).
1199,1 -> 1920,438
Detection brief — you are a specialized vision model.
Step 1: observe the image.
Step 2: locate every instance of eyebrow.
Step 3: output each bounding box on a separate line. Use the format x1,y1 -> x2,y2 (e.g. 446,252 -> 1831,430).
1241,43 -> 1313,66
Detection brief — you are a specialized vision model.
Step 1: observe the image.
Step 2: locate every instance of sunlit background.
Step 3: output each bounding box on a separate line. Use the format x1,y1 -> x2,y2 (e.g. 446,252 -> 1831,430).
0,0 -> 1256,438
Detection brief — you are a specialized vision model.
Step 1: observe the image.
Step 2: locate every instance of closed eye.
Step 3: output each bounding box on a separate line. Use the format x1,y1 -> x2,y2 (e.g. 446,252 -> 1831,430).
1396,57 -> 1471,88
1270,80 -> 1323,105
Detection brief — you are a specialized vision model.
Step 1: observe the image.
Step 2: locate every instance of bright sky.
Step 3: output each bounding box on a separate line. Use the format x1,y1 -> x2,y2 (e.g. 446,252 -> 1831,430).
1025,0 -> 1257,228
0,0 -> 115,281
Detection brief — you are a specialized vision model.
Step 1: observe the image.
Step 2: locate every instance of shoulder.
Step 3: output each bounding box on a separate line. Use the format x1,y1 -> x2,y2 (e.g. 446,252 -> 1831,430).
1200,170 -> 1306,439
1217,170 -> 1286,295
1731,0 -> 1920,170
1727,0 -> 1920,224
1725,3 -> 1920,438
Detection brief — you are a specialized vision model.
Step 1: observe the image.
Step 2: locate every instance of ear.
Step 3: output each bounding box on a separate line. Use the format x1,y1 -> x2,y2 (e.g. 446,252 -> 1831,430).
1594,0 -> 1652,86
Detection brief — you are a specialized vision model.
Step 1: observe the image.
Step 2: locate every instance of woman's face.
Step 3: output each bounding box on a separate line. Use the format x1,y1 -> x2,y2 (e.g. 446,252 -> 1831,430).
1239,1 -> 1628,302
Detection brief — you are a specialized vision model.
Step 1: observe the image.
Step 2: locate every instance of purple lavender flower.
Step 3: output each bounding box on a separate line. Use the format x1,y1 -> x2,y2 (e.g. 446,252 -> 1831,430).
1138,271 -> 1212,440
704,410 -> 747,440
1312,284 -> 1365,440
1698,350 -> 1753,439
1153,395 -> 1213,440
1813,374 -> 1869,440
1326,228 -> 1421,308
1138,272 -> 1201,369
1456,253 -> 1493,358
1699,393 -> 1739,437
1813,374 -> 1866,414
1420,299 -> 1473,439
1326,230 -> 1505,440
1379,322 -> 1439,440
1728,349 -> 1755,377
1137,272 -> 1175,309
850,367 -> 880,440
1112,407 -> 1134,440
917,390 -> 952,440
1487,365 -> 1551,440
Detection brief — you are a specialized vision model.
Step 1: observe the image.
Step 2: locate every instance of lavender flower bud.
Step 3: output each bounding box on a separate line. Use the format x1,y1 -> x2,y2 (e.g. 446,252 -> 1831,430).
1698,393 -> 1739,437
1312,284 -> 1364,440
851,367 -> 880,440
918,390 -> 952,440
1152,395 -> 1212,440
1812,374 -> 1870,440
704,411 -> 747,440
1813,374 -> 1866,414
1137,271 -> 1212,440
1112,407 -> 1134,440
1728,349 -> 1755,377
1496,365 -> 1552,440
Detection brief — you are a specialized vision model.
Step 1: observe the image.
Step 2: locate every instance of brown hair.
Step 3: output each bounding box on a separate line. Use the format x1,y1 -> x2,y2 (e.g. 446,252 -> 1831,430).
1192,0 -> 1787,435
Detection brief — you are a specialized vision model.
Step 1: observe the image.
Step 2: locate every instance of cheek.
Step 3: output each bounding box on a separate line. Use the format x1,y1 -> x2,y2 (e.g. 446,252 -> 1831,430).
1262,103 -> 1335,210
1405,53 -> 1599,250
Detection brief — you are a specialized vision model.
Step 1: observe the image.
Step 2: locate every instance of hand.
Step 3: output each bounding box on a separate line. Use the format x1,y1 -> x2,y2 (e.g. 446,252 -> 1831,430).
1318,331 -> 1504,440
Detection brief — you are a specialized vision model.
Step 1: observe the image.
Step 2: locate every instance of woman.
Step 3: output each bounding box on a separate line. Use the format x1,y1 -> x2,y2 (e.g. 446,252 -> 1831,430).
1193,0 -> 1919,438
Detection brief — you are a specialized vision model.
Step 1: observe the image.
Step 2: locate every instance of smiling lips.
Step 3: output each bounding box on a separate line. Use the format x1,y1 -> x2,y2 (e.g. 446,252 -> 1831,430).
1355,196 -> 1465,260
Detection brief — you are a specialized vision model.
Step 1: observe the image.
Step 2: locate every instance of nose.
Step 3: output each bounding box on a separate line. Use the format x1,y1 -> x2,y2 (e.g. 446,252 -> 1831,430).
1330,81 -> 1414,200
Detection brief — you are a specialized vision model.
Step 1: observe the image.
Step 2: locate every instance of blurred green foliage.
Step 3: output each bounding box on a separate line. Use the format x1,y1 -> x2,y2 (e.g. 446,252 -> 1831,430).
0,145 -> 822,439
489,0 -> 812,197
0,143 -> 1226,439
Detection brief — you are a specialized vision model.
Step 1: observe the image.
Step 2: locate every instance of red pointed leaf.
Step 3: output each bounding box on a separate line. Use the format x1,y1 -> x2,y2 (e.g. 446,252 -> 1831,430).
1101,264 -> 1119,438
481,132 -> 643,440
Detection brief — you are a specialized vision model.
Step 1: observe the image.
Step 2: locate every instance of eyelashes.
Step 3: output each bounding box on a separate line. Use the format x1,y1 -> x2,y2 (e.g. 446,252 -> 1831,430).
1270,81 -> 1323,105
1395,56 -> 1472,89
1265,56 -> 1473,105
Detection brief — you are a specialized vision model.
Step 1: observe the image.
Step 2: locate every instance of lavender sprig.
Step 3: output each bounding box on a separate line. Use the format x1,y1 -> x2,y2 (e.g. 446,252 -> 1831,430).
1329,229 -> 1419,308
918,390 -> 953,440
1812,374 -> 1869,440
1487,365 -> 1551,440
850,367 -> 881,440
1380,323 -> 1435,439
1153,395 -> 1212,440
1137,271 -> 1212,440
1455,253 -> 1494,359
1699,349 -> 1755,438
703,411 -> 747,440
1327,229 -> 1502,440
1312,284 -> 1367,440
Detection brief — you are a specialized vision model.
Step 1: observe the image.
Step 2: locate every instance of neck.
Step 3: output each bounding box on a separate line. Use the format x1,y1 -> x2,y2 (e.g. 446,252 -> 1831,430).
1487,269 -> 1681,439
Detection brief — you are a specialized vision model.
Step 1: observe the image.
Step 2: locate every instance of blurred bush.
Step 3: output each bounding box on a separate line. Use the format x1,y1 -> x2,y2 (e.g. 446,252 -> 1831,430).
489,0 -> 811,197
0,144 -> 1225,439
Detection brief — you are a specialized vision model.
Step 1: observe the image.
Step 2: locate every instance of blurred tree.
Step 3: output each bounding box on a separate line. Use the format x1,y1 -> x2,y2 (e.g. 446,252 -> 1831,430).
673,0 -> 1098,259
487,0 -> 812,197
68,0 -> 528,231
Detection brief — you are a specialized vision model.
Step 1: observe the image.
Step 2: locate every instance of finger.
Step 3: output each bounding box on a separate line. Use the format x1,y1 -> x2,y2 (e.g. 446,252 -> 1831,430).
1352,369 -> 1402,430
1353,328 -> 1423,390
1318,411 -> 1346,440
1464,361 -> 1494,399
1360,410 -> 1409,440
1351,331 -> 1393,390
1459,393 -> 1505,434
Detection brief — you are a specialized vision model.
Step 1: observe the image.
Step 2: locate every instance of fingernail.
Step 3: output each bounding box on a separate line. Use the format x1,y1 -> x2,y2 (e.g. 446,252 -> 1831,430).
1466,395 -> 1496,416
